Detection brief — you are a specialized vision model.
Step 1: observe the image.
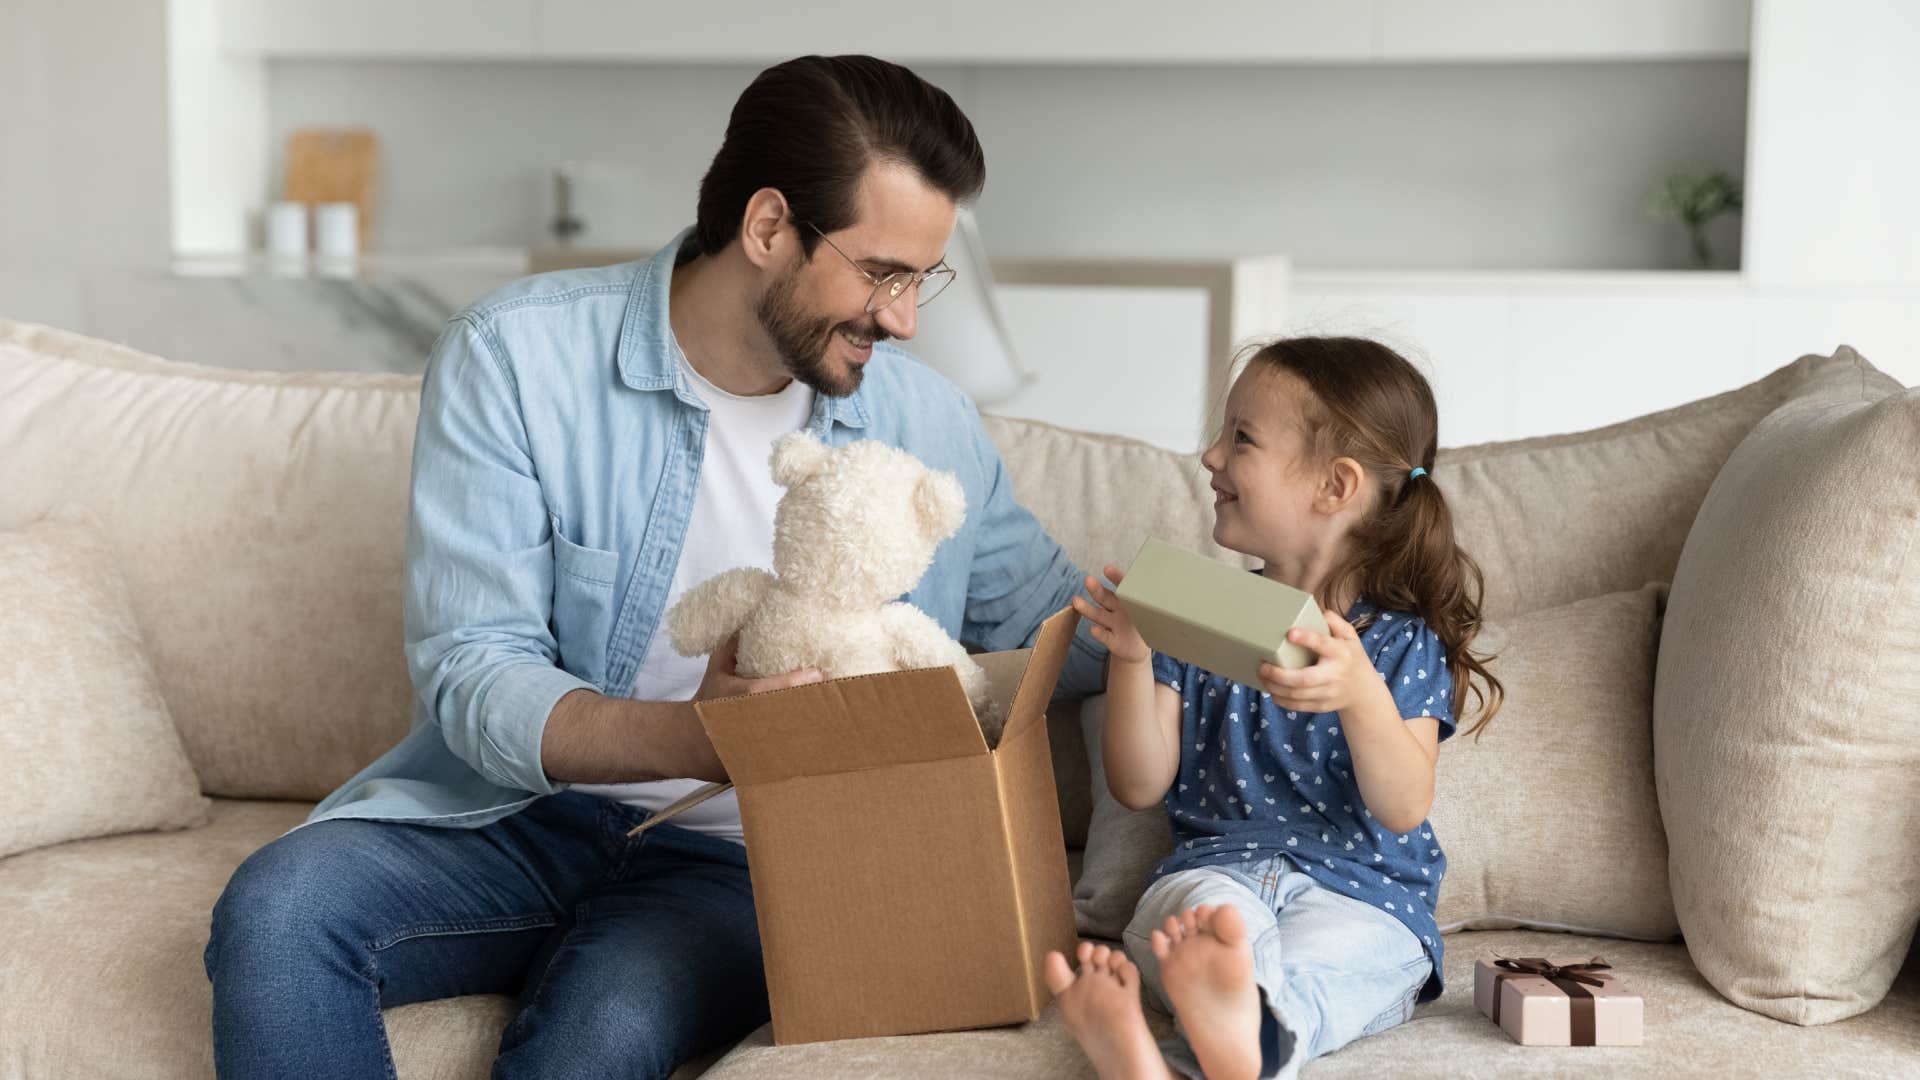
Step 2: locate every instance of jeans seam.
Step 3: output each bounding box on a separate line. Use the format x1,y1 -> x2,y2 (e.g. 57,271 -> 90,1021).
1355,958 -> 1432,1035
609,822 -> 648,883
503,900 -> 592,1046
357,952 -> 402,1080
367,914 -> 557,953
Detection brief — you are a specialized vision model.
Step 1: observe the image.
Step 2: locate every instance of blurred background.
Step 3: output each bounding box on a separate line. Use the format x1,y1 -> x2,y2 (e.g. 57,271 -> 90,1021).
2,0 -> 1914,450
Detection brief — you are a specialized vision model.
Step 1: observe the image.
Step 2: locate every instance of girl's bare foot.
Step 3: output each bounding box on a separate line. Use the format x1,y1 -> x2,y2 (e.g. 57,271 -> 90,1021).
1153,904 -> 1264,1080
1045,941 -> 1174,1080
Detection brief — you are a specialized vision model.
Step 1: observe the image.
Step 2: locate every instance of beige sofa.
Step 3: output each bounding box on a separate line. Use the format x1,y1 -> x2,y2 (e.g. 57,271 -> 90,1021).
2,318 -> 1916,1079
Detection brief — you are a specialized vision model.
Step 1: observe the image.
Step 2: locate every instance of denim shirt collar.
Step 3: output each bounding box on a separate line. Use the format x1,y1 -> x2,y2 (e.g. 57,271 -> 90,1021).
616,227 -> 869,431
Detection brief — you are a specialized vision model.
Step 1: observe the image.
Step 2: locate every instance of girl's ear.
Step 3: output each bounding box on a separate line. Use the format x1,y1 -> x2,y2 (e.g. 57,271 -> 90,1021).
1320,456 -> 1369,515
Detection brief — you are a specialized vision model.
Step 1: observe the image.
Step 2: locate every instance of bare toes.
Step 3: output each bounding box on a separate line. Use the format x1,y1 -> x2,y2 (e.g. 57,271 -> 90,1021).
1207,904 -> 1249,946
1045,950 -> 1075,996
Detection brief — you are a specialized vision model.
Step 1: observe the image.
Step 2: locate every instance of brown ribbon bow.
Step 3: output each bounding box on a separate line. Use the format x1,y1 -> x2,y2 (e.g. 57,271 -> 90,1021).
1489,956 -> 1613,1046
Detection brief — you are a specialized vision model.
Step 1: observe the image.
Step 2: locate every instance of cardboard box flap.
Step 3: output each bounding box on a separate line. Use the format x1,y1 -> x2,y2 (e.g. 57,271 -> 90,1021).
994,608 -> 1081,746
698,665 -> 986,786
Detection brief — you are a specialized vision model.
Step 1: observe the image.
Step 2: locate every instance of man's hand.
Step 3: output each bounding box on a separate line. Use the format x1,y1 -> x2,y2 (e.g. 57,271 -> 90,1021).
541,636 -> 825,787
694,634 -> 825,701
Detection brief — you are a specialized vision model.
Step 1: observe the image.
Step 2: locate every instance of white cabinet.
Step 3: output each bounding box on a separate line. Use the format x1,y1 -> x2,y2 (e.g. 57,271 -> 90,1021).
886,2 -> 1374,64
217,0 -> 1752,63
535,1 -> 953,61
536,1 -> 1370,63
217,0 -> 537,58
1376,0 -> 1749,62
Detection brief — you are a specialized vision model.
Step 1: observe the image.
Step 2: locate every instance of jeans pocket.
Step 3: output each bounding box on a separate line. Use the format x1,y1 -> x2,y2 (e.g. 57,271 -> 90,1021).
550,517 -> 621,687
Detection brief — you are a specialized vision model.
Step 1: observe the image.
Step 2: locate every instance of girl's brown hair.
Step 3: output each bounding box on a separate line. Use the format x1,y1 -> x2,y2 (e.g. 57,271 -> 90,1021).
1242,336 -> 1503,735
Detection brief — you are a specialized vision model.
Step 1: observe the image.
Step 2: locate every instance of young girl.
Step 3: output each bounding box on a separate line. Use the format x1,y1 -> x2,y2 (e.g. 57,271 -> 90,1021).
1045,337 -> 1502,1080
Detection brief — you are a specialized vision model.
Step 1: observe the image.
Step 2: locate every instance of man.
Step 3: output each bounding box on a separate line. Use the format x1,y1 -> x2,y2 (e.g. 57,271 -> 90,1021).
205,55 -> 1106,1079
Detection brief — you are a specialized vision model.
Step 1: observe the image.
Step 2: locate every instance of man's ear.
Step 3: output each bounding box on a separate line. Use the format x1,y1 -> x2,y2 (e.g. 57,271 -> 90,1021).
738,187 -> 793,271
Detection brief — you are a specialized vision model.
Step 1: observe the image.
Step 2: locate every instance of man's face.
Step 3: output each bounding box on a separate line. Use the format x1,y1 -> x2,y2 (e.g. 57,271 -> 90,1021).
757,162 -> 957,397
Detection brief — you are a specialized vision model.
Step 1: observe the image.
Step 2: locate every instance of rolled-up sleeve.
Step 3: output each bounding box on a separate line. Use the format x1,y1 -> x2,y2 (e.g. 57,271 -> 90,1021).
958,405 -> 1108,699
401,316 -> 588,795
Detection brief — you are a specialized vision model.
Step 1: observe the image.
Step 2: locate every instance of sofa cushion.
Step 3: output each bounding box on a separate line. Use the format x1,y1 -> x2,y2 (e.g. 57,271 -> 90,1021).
0,506 -> 209,857
5,803 -> 1917,1078
1047,699 -> 1093,849
987,348 -> 1902,622
0,320 -> 420,800
1655,375 -> 1920,1025
0,798 -> 719,1079
1429,584 -> 1675,939
1070,694 -> 1173,940
698,931 -> 1920,1079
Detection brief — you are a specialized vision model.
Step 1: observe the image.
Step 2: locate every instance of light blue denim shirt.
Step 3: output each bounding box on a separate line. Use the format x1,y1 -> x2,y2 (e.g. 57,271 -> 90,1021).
305,229 -> 1106,832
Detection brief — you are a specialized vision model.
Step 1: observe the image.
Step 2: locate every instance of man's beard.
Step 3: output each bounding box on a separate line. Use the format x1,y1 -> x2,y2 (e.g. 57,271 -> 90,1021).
755,269 -> 888,398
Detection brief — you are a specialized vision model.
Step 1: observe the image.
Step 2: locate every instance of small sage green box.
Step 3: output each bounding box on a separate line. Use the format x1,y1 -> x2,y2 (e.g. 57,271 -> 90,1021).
1116,538 -> 1328,687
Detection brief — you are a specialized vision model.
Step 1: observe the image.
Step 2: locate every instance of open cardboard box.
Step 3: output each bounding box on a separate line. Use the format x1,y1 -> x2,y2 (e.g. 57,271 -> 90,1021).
656,608 -> 1082,1045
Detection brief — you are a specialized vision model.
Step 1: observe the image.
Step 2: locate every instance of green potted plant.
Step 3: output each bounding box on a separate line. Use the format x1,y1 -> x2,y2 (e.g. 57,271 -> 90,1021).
1650,170 -> 1744,269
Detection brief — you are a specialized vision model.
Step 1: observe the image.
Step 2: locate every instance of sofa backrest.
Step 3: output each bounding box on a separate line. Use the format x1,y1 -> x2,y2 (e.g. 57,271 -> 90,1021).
987,348 -> 1898,622
0,319 -> 1893,800
1,321 -> 418,800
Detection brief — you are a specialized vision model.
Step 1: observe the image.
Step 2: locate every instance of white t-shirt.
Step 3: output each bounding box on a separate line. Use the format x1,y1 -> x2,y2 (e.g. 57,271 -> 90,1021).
570,359 -> 814,841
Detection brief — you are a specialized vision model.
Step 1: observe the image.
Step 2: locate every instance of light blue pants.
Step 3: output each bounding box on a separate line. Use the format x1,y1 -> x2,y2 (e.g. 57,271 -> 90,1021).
1124,855 -> 1431,1080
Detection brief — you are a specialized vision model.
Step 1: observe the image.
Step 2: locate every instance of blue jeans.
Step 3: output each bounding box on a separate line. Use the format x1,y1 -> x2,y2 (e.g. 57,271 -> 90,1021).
204,791 -> 766,1079
1124,855 -> 1431,1080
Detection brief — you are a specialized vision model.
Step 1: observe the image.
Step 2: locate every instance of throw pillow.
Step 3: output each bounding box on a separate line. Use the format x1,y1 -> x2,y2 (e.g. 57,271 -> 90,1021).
1655,382 -> 1920,1025
0,507 -> 209,857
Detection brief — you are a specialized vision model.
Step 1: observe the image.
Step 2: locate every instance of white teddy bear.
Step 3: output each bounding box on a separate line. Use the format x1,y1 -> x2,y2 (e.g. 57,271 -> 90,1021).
667,430 -> 1001,740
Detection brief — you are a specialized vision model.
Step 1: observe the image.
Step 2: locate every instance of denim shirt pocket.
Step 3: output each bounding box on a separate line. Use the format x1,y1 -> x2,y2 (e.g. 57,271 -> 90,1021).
549,514 -> 621,690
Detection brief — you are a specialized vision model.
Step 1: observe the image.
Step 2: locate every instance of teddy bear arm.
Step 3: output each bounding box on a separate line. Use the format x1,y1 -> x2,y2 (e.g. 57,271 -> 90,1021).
878,604 -> 968,669
878,604 -> 994,711
666,567 -> 776,657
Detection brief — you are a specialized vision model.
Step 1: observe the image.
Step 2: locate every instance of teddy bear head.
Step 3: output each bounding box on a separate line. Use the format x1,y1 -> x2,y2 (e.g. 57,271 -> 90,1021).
766,431 -> 966,606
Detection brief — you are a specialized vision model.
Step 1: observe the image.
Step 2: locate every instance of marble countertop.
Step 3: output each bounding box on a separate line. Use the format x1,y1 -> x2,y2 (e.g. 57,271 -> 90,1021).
69,252 -> 533,375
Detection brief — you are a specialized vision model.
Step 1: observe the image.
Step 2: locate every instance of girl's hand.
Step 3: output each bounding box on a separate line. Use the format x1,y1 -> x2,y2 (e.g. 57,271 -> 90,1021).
1257,610 -> 1387,714
1071,566 -> 1151,665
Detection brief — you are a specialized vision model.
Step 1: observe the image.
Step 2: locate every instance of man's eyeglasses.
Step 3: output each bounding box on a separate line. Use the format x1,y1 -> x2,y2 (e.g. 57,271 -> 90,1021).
802,221 -> 956,314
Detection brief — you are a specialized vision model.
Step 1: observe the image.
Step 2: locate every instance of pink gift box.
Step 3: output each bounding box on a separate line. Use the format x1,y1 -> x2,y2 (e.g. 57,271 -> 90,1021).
1473,956 -> 1643,1046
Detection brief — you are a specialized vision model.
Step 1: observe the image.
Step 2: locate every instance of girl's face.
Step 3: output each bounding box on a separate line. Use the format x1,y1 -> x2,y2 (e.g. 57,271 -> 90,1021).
1199,367 -> 1324,563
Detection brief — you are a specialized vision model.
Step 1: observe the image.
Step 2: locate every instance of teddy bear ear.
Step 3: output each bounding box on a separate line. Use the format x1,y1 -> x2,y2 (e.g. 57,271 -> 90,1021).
913,469 -> 967,543
769,431 -> 833,488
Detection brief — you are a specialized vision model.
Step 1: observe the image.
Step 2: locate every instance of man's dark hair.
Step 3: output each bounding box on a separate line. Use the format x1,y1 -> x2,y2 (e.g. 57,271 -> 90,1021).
690,55 -> 985,260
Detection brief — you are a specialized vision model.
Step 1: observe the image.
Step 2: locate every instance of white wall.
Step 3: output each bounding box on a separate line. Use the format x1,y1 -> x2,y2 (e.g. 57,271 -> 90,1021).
1744,0 -> 1920,286
0,0 -> 173,326
170,0 -> 269,257
262,58 -> 1748,270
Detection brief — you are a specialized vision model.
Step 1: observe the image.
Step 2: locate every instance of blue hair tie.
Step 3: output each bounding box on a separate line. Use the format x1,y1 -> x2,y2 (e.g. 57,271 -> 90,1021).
1409,467 -> 1428,480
